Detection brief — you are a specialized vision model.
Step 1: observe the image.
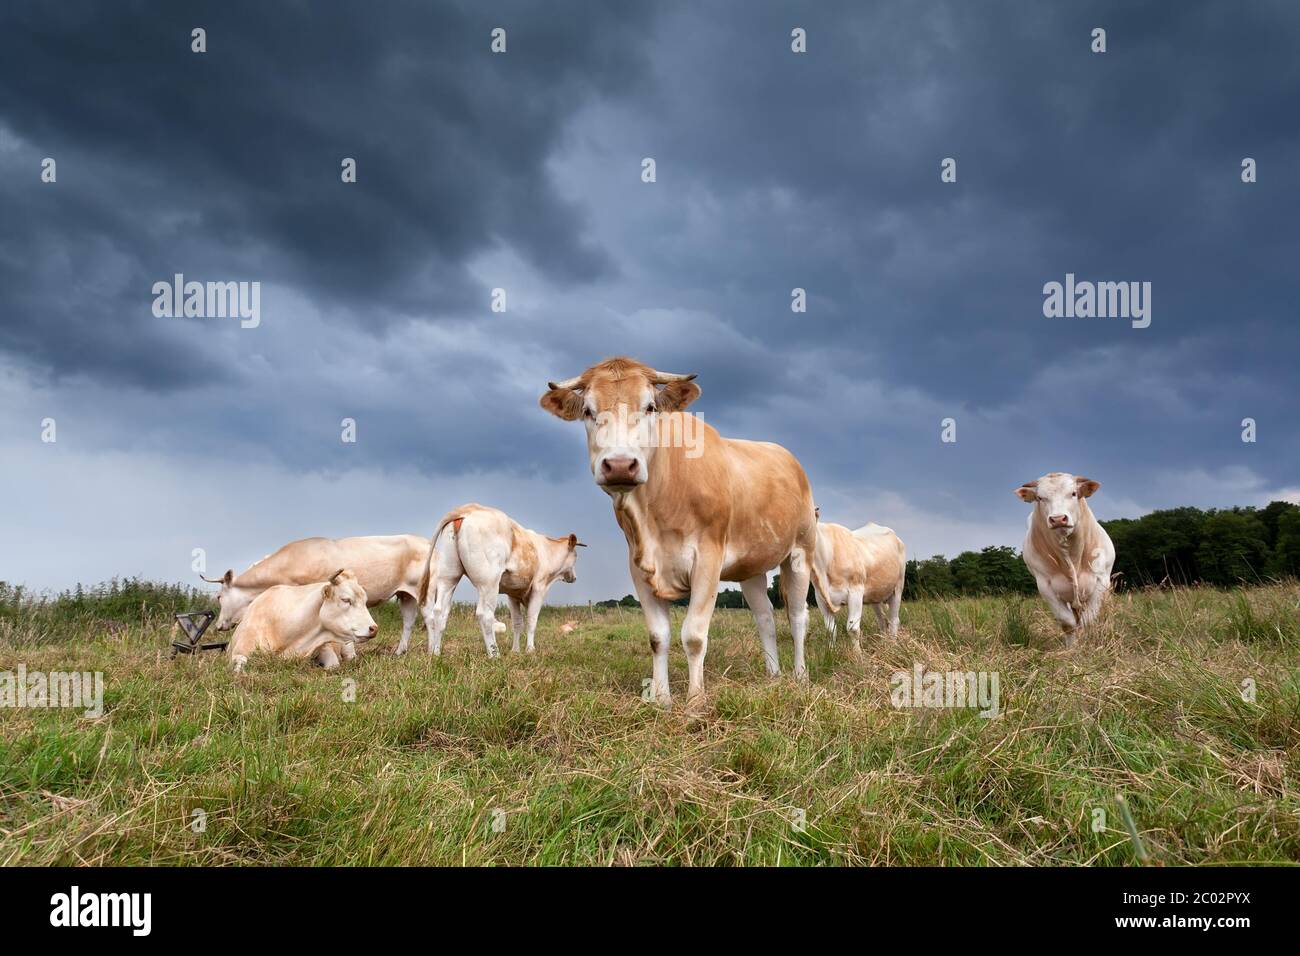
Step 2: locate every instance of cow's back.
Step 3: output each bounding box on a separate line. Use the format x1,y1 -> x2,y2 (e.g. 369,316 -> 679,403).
237,535 -> 424,604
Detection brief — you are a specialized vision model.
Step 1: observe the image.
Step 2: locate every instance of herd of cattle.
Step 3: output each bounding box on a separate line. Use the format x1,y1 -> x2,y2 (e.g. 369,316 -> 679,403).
204,357 -> 1115,705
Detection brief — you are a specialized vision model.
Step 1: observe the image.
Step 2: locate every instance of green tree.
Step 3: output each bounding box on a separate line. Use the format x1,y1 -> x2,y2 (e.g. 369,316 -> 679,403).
949,551 -> 987,595
1266,508 -> 1300,578
911,555 -> 955,597
1196,510 -> 1270,585
976,545 -> 1035,593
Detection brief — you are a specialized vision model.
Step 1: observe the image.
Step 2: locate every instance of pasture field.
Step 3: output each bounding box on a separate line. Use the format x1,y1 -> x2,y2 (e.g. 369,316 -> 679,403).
1,581 -> 1298,866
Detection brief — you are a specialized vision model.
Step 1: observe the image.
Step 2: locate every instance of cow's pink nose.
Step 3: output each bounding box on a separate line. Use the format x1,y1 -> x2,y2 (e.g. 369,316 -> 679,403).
601,456 -> 639,484
367,624 -> 378,636
1048,514 -> 1070,527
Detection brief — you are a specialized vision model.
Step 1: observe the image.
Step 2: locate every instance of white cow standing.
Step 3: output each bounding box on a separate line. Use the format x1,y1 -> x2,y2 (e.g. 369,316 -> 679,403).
413,504 -> 583,658
228,568 -> 378,673
1016,472 -> 1116,646
810,518 -> 906,651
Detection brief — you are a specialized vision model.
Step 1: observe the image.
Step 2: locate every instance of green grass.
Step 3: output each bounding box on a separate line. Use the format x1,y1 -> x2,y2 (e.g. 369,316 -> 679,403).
1,581 -> 1298,865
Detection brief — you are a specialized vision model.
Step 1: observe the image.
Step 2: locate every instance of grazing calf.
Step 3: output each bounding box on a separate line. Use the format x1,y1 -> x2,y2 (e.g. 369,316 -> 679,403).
229,569 -> 378,673
1016,472 -> 1116,646
811,520 -> 906,650
202,534 -> 430,653
540,356 -> 817,708
414,504 -> 583,657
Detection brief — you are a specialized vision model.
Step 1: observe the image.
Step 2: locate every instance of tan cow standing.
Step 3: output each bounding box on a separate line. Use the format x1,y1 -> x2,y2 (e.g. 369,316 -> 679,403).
540,356 -> 817,709
202,535 -> 430,653
228,569 -> 378,673
415,504 -> 583,657
811,520 -> 906,650
1015,472 -> 1116,646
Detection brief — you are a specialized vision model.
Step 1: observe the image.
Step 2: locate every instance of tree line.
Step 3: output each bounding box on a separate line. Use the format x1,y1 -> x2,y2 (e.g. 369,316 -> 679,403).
594,501 -> 1300,608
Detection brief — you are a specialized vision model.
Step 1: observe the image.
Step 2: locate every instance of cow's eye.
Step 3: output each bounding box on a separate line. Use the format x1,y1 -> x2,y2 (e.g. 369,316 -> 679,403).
1071,492 -> 1077,498
583,408 -> 595,421
341,598 -> 351,605
644,403 -> 655,414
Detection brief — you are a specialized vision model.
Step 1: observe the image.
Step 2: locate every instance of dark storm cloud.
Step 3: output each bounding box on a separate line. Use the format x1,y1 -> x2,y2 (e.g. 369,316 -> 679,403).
0,0 -> 658,385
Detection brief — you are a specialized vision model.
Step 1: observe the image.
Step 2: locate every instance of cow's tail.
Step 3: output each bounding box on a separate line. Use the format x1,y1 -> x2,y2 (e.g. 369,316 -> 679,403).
807,524 -> 838,614
417,511 -> 464,606
893,535 -> 907,606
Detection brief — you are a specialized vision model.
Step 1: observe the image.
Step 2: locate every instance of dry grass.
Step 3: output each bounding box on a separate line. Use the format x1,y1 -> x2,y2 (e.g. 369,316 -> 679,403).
1,582 -> 1298,865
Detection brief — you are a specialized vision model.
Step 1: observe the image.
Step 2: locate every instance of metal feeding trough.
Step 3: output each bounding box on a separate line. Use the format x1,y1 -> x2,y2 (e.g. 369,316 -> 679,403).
171,610 -> 227,657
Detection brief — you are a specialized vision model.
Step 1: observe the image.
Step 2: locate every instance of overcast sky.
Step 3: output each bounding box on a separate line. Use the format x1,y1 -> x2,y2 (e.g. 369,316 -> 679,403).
2,1 -> 1298,602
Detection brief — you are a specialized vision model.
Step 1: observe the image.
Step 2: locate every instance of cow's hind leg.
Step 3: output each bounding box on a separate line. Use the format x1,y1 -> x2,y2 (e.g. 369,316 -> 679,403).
740,574 -> 780,675
473,582 -> 502,658
886,583 -> 902,638
781,550 -> 812,682
423,579 -> 458,656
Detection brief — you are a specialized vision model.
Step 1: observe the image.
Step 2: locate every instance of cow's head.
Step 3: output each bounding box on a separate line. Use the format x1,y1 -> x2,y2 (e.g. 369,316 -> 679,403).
539,357 -> 701,494
1015,472 -> 1100,536
557,533 -> 586,583
318,569 -> 379,643
202,569 -> 259,631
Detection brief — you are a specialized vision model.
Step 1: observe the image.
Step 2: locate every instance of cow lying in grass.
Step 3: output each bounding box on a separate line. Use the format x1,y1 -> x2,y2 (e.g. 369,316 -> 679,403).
228,568 -> 378,673
811,518 -> 906,650
1015,472 -> 1116,646
202,534 -> 429,652
414,504 -> 583,657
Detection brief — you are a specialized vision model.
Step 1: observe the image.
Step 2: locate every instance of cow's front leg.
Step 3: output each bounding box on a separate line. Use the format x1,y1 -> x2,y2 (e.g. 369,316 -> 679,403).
629,559 -> 672,707
394,593 -> 418,655
1035,579 -> 1079,645
846,589 -> 864,656
1075,581 -> 1108,638
507,596 -> 524,653
781,550 -> 812,681
682,557 -> 723,706
740,574 -> 780,675
339,640 -> 357,662
315,644 -> 341,670
524,590 -> 546,654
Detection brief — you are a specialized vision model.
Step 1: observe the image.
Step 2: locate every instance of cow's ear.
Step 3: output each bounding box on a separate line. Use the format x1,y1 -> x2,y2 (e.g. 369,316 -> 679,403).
656,379 -> 701,412
540,387 -> 584,421
1015,485 -> 1038,502
1076,477 -> 1100,498
223,569 -> 234,585
322,584 -> 333,600
568,533 -> 578,549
